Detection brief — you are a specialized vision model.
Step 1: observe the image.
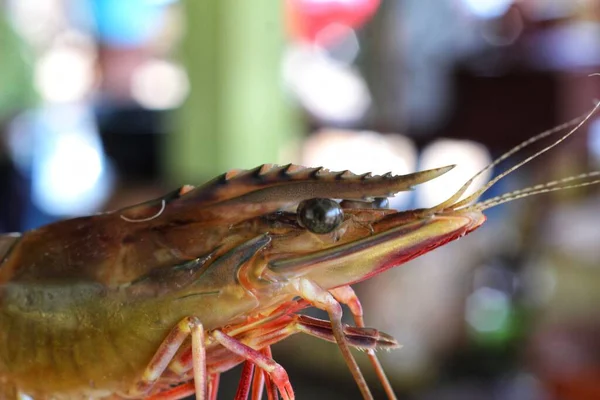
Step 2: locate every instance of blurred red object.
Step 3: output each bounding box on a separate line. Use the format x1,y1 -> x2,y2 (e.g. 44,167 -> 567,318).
531,326 -> 600,400
285,0 -> 380,45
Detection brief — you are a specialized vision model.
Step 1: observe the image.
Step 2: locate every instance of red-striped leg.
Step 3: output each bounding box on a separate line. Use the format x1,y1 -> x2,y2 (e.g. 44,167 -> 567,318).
128,317 -> 206,400
261,346 -> 279,400
167,309 -> 398,381
146,306 -> 398,400
265,369 -> 279,400
293,278 -> 373,400
208,373 -> 220,400
330,286 -> 398,400
250,348 -> 267,400
211,330 -> 293,400
146,382 -> 195,400
234,361 -> 255,400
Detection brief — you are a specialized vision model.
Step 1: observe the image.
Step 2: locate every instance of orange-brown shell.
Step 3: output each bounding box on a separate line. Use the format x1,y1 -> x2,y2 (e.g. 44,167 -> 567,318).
0,164 -> 453,288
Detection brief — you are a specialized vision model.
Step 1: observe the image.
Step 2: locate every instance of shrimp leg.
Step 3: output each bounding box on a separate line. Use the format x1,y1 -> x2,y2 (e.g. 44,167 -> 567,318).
293,278 -> 374,400
330,286 -> 397,400
146,383 -> 196,400
234,361 -> 256,400
166,312 -> 398,378
208,373 -> 220,400
128,316 -> 294,400
146,375 -> 219,400
135,304 -> 399,399
234,347 -> 282,400
129,317 -> 206,399
212,330 -> 294,400
251,349 -> 267,400
260,346 -> 279,400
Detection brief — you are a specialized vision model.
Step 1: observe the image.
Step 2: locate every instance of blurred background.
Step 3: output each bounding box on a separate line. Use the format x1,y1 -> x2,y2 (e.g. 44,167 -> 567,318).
1,0 -> 600,399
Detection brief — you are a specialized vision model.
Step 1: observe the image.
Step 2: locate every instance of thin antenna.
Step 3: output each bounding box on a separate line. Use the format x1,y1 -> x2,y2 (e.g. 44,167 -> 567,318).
429,101 -> 600,213
464,171 -> 600,211
464,171 -> 600,209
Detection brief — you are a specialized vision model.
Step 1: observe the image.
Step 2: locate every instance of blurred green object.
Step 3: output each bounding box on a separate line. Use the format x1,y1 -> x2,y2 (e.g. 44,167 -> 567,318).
170,0 -> 300,183
0,15 -> 37,121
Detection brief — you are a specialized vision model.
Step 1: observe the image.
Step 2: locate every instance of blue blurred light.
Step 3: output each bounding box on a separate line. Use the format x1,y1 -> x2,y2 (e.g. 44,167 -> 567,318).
31,107 -> 113,217
9,106 -> 114,220
460,0 -> 513,19
87,0 -> 170,47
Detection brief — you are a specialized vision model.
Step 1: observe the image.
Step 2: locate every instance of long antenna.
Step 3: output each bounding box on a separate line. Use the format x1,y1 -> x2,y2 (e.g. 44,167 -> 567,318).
460,171 -> 600,211
428,101 -> 600,213
465,171 -> 600,211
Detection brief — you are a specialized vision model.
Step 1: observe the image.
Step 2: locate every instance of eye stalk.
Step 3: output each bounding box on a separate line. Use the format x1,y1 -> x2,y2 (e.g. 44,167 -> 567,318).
297,198 -> 344,234
340,197 -> 389,209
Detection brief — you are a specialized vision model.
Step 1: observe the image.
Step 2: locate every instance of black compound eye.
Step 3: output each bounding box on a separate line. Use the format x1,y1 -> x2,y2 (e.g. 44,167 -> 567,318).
340,199 -> 369,209
297,198 -> 344,234
372,197 -> 389,209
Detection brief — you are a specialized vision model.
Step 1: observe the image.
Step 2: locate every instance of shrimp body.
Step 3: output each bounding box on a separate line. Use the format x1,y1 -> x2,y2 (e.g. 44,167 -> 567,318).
1,165 -> 451,398
0,104 -> 598,400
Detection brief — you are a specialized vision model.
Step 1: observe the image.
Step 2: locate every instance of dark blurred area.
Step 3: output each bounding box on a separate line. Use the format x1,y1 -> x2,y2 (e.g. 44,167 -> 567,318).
1,0 -> 599,399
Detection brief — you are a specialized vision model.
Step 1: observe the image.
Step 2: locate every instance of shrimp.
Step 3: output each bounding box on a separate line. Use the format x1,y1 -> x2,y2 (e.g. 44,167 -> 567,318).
0,102 -> 599,400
